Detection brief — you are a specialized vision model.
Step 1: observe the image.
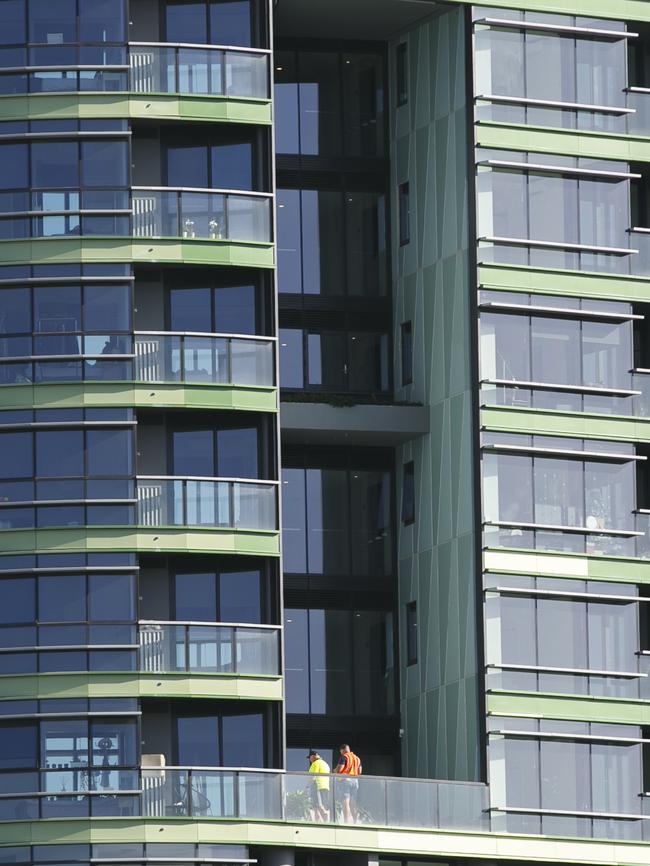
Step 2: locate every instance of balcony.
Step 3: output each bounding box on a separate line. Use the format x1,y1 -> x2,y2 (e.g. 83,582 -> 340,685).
129,43 -> 269,99
134,332 -> 275,387
0,188 -> 272,251
132,188 -> 271,243
136,476 -> 278,532
0,43 -> 270,101
138,621 -> 280,676
0,768 -> 489,830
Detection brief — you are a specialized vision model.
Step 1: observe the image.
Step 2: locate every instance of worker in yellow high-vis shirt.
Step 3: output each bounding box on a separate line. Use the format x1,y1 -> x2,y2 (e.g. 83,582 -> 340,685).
307,750 -> 331,822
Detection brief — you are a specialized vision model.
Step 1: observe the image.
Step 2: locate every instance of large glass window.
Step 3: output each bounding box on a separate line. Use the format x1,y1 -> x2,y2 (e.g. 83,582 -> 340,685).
473,15 -> 627,132
276,188 -> 387,297
173,568 -> 261,623
487,578 -> 640,697
175,709 -> 265,766
480,305 -> 633,391
166,136 -> 257,191
491,721 -> 643,829
171,423 -> 259,478
169,283 -> 258,334
482,445 -> 635,532
279,327 -> 389,394
165,0 -> 256,47
284,607 -> 394,716
281,464 -> 392,577
274,48 -> 384,158
0,280 -> 132,385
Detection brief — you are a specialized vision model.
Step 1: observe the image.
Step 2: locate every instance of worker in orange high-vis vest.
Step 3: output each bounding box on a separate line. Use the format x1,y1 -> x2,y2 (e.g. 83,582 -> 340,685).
334,743 -> 362,823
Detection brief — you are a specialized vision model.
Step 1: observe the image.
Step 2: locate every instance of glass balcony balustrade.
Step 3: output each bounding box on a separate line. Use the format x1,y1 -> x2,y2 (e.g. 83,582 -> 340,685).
138,622 -> 280,675
134,332 -> 274,387
0,44 -> 269,99
0,188 -> 271,244
129,44 -> 269,99
131,188 -> 271,243
135,477 -> 278,532
0,332 -> 274,388
0,768 -> 489,831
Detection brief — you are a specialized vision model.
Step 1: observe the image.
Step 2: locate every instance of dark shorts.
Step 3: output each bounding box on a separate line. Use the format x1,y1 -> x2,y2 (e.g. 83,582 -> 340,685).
339,777 -> 359,799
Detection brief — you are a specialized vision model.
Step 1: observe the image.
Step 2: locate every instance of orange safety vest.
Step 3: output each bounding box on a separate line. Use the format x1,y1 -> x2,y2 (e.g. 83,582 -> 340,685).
339,751 -> 362,776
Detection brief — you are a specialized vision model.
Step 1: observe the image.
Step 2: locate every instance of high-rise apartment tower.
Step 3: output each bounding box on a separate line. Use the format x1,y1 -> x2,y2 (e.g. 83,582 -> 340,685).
2,2 -> 650,866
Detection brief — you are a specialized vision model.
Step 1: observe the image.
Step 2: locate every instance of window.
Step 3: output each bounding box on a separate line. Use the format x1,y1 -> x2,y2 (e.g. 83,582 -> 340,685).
406,601 -> 417,665
281,465 -> 392,577
276,187 -> 387,298
173,569 -> 261,623
175,710 -> 265,766
166,136 -> 256,191
284,608 -> 393,716
396,42 -> 408,106
398,182 -> 410,245
274,48 -> 384,158
401,321 -> 413,385
169,283 -> 258,335
165,0 -> 254,47
401,461 -> 415,525
171,424 -> 259,478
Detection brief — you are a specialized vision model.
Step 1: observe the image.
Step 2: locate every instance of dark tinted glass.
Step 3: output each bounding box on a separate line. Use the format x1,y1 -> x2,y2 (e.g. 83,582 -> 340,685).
32,142 -> 79,188
167,145 -> 208,188
81,141 -> 128,187
0,432 -> 32,479
0,577 -> 36,624
0,0 -> 26,44
401,461 -> 415,524
34,285 -> 82,331
219,570 -> 260,622
36,430 -> 84,477
172,429 -> 214,476
0,288 -> 30,333
217,426 -> 257,477
210,141 -> 252,191
29,0 -> 76,42
79,0 -> 126,42
0,144 -> 28,190
210,0 -> 251,47
222,712 -> 262,766
84,284 -> 131,331
170,287 -> 211,331
175,572 -> 216,620
176,715 -> 219,765
0,724 -> 37,769
214,285 -> 255,334
165,0 -> 207,43
88,573 -> 135,621
38,574 -> 86,621
87,428 -> 132,476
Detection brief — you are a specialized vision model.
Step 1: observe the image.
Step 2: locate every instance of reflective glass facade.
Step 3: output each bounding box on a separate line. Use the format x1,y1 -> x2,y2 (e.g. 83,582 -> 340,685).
6,0 -> 650,863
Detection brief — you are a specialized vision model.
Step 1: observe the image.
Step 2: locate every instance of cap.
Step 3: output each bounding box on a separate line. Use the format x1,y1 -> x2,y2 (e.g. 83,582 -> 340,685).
308,750 -> 319,757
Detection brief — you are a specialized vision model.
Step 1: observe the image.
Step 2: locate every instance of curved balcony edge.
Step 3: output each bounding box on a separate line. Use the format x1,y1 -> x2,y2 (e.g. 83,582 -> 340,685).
0,526 -> 281,557
475,118 -> 650,163
0,92 -> 272,125
0,237 -> 275,269
0,669 -> 282,702
0,381 -> 278,414
0,818 -> 644,864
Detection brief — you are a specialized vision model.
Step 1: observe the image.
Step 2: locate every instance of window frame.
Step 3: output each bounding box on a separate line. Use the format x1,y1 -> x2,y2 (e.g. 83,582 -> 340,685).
406,600 -> 417,666
396,42 -> 408,107
401,460 -> 415,525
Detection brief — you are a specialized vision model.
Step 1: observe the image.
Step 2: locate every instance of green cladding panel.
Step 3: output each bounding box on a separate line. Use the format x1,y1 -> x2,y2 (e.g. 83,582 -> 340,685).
392,6 -> 481,783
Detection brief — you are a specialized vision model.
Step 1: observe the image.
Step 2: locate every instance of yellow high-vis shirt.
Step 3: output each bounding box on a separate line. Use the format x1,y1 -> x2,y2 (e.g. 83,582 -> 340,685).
309,758 -> 331,790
